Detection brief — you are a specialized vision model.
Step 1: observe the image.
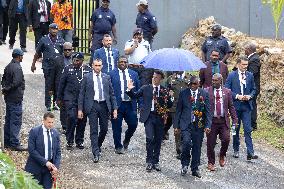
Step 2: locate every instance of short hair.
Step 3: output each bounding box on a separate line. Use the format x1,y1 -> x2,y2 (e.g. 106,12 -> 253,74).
103,34 -> 112,39
153,70 -> 164,79
236,55 -> 248,64
63,42 -> 73,49
189,75 -> 200,84
43,112 -> 55,120
244,42 -> 257,52
92,58 -> 103,64
212,73 -> 223,80
119,55 -> 128,62
210,48 -> 220,55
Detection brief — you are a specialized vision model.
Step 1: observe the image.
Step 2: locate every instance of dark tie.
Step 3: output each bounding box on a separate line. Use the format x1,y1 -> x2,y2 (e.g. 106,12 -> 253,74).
213,63 -> 218,74
216,89 -> 221,118
191,91 -> 196,122
192,91 -> 196,102
107,48 -> 112,72
241,72 -> 246,94
40,0 -> 48,22
122,70 -> 130,100
154,86 -> 159,97
47,130 -> 52,160
97,74 -> 103,100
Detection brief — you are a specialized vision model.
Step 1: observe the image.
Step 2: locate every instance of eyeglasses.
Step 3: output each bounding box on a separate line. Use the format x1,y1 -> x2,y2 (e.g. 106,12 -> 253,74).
64,49 -> 72,51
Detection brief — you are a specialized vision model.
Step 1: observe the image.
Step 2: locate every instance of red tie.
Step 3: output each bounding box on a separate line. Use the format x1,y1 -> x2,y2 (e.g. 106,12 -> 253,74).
216,89 -> 221,118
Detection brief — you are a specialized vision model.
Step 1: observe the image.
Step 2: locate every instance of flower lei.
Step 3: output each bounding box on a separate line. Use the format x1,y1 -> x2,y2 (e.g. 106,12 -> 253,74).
153,88 -> 170,124
189,95 -> 205,128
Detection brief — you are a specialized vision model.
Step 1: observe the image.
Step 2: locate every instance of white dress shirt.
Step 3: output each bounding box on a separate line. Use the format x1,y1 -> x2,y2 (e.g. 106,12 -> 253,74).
119,68 -> 131,101
39,0 -> 48,23
247,52 -> 256,59
42,125 -> 52,160
214,87 -> 224,117
125,39 -> 151,64
151,85 -> 160,111
190,89 -> 198,122
238,69 -> 246,95
93,71 -> 105,101
104,47 -> 114,72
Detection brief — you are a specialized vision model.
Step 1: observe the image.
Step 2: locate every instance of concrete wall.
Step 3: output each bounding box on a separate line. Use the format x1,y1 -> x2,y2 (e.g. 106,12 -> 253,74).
108,0 -> 284,52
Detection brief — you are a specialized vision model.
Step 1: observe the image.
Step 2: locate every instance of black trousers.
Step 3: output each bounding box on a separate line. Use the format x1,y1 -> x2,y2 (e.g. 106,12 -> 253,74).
9,14 -> 27,48
251,95 -> 258,129
88,101 -> 109,157
0,9 -> 9,41
34,22 -> 49,49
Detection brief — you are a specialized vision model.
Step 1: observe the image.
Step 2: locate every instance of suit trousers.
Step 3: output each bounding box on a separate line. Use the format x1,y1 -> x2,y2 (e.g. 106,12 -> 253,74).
33,167 -> 53,189
207,117 -> 230,165
9,13 -> 27,48
111,101 -> 138,149
60,102 -> 67,131
144,112 -> 164,164
4,102 -> 22,147
251,96 -> 258,129
43,68 -> 56,108
65,101 -> 87,145
0,9 -> 9,41
34,22 -> 49,49
233,103 -> 254,155
88,101 -> 109,156
181,123 -> 204,172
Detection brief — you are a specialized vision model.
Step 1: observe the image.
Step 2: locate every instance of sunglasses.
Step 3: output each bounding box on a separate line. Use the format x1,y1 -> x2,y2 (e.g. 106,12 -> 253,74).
64,49 -> 72,51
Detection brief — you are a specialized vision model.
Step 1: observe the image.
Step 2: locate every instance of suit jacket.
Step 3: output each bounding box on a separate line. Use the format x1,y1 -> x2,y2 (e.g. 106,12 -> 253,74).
28,0 -> 52,28
126,84 -> 173,123
174,88 -> 212,130
199,61 -> 228,88
8,0 -> 29,19
109,68 -> 140,111
248,53 -> 261,95
78,72 -> 118,115
25,125 -> 61,175
92,47 -> 119,73
205,86 -> 238,128
224,70 -> 256,111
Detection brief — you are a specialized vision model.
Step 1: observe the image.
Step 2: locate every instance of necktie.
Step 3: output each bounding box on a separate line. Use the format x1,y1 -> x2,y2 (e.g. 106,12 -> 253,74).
216,89 -> 221,118
213,63 -> 218,74
107,48 -> 112,72
97,74 -> 103,100
191,91 -> 196,122
41,0 -> 48,22
122,70 -> 130,100
241,72 -> 246,94
192,91 -> 196,102
47,130 -> 52,160
155,86 -> 159,97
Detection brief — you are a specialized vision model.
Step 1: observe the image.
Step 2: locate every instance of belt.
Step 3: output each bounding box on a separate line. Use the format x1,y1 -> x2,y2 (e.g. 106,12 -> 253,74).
94,100 -> 106,104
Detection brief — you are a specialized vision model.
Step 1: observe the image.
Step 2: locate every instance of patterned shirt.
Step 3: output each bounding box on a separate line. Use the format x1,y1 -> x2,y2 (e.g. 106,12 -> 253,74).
50,1 -> 73,30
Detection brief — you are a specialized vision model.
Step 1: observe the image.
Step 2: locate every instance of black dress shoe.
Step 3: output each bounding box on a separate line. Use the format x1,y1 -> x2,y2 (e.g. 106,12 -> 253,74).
76,143 -> 84,149
10,145 -> 27,151
93,156 -> 99,163
66,143 -> 73,150
146,163 -> 153,172
153,163 -> 161,171
21,48 -> 27,52
192,170 -> 201,178
247,154 -> 258,160
233,151 -> 239,158
123,140 -> 129,150
115,148 -> 124,154
181,166 -> 188,176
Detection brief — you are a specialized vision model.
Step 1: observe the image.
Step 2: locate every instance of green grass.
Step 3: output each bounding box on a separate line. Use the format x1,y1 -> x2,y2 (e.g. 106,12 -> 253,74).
253,113 -> 284,151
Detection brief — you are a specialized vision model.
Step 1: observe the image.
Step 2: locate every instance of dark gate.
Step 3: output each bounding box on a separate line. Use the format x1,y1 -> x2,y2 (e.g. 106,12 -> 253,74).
72,0 -> 99,54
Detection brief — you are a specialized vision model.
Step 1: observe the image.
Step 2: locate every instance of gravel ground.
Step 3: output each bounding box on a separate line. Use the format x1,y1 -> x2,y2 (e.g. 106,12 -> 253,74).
3,74 -> 284,189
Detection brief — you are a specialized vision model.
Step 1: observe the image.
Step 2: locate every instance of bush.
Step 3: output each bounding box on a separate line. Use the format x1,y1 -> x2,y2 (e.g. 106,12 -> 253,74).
0,152 -> 43,189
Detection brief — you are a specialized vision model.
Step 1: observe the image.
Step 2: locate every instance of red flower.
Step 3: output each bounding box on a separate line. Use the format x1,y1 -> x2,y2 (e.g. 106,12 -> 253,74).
189,96 -> 195,102
199,96 -> 204,102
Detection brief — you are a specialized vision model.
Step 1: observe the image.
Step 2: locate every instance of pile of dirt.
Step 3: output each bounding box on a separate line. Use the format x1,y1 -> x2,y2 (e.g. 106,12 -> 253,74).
180,16 -> 284,126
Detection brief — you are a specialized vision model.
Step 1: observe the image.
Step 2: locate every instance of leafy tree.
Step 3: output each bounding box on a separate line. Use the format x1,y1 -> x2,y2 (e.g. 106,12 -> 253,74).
0,152 -> 43,189
262,0 -> 284,39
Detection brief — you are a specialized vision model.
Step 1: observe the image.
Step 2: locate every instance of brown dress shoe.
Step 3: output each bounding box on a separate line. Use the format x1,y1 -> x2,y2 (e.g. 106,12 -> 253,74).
219,156 -> 226,167
207,163 -> 216,171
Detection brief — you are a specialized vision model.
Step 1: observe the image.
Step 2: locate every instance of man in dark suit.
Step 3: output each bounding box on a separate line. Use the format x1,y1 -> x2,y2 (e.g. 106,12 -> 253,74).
245,42 -> 261,131
109,56 -> 140,154
205,73 -> 238,171
0,0 -> 9,45
78,58 -> 118,163
174,76 -> 211,178
199,49 -> 228,88
8,0 -> 29,51
89,34 -> 119,73
225,55 -> 258,160
25,112 -> 61,189
28,0 -> 52,49
126,70 -> 173,172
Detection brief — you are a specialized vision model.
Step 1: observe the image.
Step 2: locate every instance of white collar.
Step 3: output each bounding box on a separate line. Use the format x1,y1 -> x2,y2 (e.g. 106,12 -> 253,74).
119,68 -> 128,73
42,125 -> 50,132
94,71 -> 102,76
247,52 -> 256,59
238,69 -> 245,75
152,85 -> 160,89
190,89 -> 198,94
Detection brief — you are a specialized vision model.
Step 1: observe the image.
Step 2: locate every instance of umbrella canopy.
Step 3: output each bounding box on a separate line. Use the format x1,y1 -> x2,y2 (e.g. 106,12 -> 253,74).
141,48 -> 206,71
